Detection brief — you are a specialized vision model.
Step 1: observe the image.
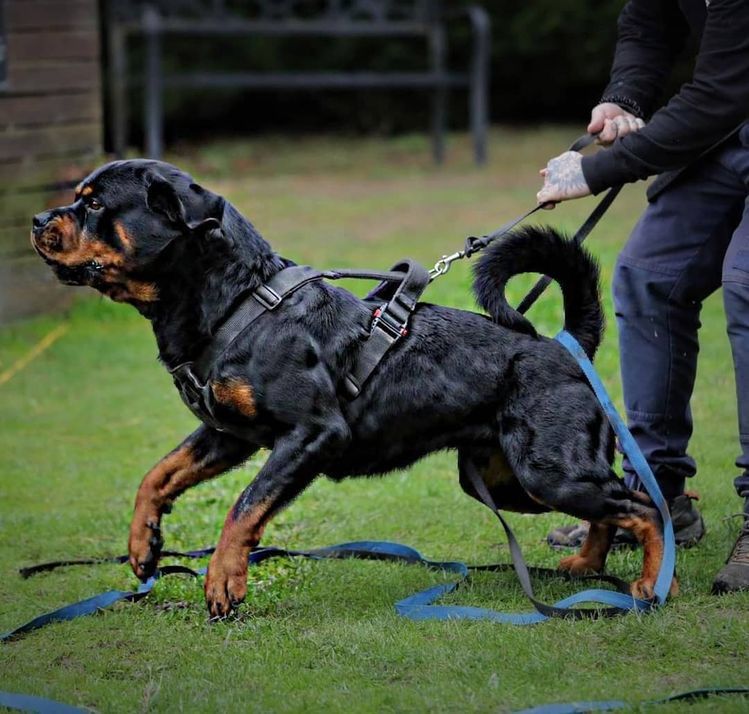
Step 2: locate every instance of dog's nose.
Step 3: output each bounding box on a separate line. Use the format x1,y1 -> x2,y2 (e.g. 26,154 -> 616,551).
32,211 -> 53,230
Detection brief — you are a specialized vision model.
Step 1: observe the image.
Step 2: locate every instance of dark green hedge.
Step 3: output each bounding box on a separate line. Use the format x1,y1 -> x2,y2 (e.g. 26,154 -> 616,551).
114,2 -> 657,144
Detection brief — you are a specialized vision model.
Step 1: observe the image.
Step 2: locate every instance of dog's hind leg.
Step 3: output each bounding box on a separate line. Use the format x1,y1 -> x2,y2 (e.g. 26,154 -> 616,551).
128,425 -> 257,580
558,523 -> 616,574
498,415 -> 677,599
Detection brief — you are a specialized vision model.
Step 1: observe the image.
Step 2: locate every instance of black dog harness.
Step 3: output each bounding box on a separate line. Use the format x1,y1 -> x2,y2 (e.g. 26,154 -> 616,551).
170,134 -> 615,430
169,260 -> 430,427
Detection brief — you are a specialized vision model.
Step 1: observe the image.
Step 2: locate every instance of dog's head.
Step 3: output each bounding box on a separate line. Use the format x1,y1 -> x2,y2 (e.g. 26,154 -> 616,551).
31,159 -> 225,307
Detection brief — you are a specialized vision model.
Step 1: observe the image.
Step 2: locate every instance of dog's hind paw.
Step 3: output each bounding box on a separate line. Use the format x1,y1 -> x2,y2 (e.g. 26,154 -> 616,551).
630,576 -> 679,600
557,553 -> 603,575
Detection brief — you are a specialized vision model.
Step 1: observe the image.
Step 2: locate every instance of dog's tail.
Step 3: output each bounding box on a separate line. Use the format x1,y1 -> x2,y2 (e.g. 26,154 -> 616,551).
472,225 -> 604,358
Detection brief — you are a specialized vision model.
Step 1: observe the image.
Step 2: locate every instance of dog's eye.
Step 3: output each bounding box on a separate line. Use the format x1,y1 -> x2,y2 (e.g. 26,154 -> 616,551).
88,198 -> 104,211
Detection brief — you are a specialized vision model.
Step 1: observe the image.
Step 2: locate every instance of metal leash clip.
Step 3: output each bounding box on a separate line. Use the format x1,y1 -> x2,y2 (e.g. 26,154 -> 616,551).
429,250 -> 465,280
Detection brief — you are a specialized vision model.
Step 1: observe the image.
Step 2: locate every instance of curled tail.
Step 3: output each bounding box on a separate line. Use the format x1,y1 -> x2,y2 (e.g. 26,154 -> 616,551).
472,226 -> 604,358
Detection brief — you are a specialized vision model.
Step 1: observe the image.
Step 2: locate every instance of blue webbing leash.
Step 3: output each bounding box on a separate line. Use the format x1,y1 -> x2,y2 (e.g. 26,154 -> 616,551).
556,330 -> 676,604
1,329 -> 672,643
2,686 -> 746,714
511,687 -> 749,714
0,692 -> 87,714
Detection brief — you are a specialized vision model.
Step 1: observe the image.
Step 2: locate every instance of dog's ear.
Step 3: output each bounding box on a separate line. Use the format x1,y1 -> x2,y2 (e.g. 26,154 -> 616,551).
185,183 -> 224,238
146,172 -> 187,226
145,173 -> 224,238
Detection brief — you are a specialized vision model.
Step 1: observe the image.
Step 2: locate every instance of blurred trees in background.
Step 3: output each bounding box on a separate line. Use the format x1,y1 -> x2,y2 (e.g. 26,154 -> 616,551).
115,1 -> 691,145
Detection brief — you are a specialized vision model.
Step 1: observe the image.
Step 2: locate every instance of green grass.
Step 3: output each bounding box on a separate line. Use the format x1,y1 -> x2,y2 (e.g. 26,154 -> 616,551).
1,128 -> 747,712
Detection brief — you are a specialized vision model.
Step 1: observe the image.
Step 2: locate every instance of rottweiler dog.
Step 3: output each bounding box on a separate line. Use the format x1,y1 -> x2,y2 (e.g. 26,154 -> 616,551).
31,160 -> 676,618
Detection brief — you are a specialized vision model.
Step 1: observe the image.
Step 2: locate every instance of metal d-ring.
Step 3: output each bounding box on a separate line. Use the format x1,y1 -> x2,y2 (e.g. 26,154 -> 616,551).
429,250 -> 465,280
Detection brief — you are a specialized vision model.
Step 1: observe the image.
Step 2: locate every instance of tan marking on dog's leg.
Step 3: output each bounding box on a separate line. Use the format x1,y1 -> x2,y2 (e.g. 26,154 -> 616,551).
558,522 -> 615,574
129,445 -> 229,579
205,501 -> 271,618
610,514 -> 678,598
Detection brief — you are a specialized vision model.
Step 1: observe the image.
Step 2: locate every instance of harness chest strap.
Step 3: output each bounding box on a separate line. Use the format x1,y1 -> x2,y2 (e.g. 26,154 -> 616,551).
169,260 -> 430,425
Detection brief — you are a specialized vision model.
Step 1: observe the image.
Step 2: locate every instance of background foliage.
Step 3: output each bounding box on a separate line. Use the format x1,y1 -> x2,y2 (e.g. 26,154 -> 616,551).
115,1 -> 651,145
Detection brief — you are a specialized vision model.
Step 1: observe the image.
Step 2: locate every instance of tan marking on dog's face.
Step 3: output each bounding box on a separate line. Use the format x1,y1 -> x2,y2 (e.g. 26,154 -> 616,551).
114,221 -> 134,253
32,214 -> 124,268
32,213 -> 158,305
74,183 -> 94,200
106,280 -> 159,304
212,379 -> 257,418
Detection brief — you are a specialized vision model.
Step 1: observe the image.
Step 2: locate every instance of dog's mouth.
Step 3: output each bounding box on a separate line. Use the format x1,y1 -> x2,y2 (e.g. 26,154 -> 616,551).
55,260 -> 105,287
30,232 -> 101,286
30,213 -> 128,289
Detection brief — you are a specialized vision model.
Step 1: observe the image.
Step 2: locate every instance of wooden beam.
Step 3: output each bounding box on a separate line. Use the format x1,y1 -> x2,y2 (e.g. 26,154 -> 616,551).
7,30 -> 99,62
0,92 -> 101,128
0,253 -> 74,325
0,155 -> 95,192
7,60 -> 100,94
0,122 -> 102,163
6,1 -> 98,32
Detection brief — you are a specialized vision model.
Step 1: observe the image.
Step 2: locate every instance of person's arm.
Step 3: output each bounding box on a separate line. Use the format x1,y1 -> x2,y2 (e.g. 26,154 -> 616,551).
537,0 -> 689,204
598,0 -> 689,122
583,0 -> 749,194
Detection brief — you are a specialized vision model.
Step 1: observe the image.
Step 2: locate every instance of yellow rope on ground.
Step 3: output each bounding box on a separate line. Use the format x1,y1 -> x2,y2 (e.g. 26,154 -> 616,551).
0,323 -> 70,388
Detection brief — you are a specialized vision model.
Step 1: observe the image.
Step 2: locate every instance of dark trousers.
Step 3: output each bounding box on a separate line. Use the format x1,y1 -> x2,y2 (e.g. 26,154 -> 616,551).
614,123 -> 749,501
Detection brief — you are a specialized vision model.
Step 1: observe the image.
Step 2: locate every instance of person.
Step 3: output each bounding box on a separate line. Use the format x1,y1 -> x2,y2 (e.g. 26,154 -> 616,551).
536,0 -> 749,593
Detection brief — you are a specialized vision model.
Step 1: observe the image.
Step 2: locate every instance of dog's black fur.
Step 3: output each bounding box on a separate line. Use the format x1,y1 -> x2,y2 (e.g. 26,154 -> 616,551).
32,160 -> 673,617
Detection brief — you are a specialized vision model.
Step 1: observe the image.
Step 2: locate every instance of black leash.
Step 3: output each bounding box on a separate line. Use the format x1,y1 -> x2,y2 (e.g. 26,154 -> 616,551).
517,182 -> 621,315
462,457 -> 631,620
428,133 -> 621,310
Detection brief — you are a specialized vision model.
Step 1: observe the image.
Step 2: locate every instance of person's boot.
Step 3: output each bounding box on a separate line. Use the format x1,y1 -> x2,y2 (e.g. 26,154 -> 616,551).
712,504 -> 749,594
547,493 -> 705,549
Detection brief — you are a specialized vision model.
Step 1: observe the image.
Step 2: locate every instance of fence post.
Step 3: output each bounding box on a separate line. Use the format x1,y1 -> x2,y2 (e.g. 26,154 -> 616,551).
429,22 -> 447,165
107,12 -> 128,158
143,5 -> 164,159
468,5 -> 490,166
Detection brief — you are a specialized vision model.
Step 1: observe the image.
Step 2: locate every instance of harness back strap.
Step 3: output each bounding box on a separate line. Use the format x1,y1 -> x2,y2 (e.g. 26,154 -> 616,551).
343,259 -> 430,398
169,261 -> 430,423
195,265 -> 325,378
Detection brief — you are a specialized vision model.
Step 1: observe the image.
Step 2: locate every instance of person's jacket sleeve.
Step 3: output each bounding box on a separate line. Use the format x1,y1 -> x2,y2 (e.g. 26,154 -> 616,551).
582,0 -> 749,195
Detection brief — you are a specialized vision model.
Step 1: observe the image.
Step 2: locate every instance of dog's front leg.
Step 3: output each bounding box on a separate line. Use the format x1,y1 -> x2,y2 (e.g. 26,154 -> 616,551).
129,425 -> 257,580
205,420 -> 349,618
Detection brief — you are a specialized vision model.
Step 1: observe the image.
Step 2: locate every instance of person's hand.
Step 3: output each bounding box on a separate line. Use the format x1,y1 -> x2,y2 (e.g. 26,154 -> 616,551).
537,151 -> 591,206
589,102 -> 645,146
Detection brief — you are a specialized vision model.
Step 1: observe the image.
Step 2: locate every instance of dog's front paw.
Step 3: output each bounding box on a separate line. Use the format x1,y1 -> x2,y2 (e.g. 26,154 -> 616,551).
128,517 -> 164,581
204,546 -> 250,619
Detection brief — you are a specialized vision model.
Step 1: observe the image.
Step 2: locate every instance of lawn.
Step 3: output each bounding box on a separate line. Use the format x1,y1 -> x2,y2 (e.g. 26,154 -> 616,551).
1,128 -> 747,713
